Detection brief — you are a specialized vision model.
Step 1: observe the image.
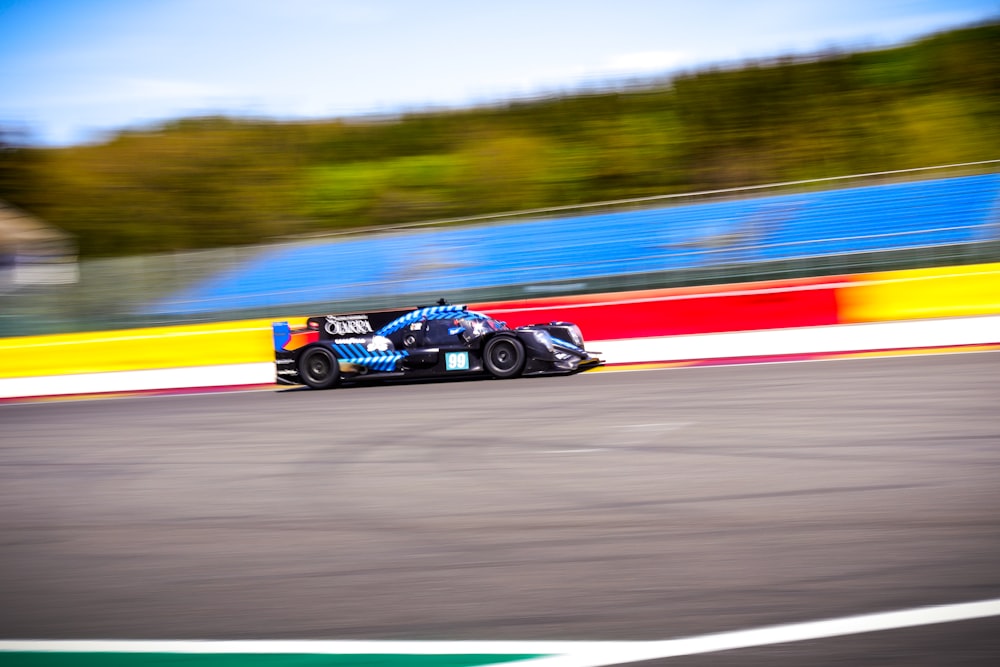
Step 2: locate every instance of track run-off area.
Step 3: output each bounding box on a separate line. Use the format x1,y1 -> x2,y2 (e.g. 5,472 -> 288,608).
2,352 -> 999,665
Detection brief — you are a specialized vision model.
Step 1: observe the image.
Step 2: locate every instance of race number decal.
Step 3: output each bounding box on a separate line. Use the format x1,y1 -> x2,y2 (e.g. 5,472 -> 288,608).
445,351 -> 469,371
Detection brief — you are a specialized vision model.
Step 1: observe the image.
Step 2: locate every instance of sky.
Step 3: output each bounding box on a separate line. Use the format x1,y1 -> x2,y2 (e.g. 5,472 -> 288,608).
1,0 -> 997,146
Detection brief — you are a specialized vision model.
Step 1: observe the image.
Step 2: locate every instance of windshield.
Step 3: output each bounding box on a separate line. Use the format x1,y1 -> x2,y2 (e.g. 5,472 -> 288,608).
458,312 -> 509,338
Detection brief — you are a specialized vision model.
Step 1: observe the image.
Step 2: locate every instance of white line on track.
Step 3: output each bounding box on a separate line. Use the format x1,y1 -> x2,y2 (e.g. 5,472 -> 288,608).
3,598 -> 999,664
519,597 -> 1000,666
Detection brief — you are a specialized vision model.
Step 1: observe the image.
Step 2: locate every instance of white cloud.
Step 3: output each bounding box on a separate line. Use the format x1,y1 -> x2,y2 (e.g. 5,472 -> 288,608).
15,78 -> 237,109
498,50 -> 693,97
602,51 -> 691,74
116,77 -> 234,102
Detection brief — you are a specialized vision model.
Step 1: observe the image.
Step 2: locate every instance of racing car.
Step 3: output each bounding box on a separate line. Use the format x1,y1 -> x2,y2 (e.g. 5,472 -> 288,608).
273,301 -> 602,389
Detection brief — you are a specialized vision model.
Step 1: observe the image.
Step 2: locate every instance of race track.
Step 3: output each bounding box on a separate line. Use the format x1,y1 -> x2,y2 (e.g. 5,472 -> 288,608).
2,352 -> 999,665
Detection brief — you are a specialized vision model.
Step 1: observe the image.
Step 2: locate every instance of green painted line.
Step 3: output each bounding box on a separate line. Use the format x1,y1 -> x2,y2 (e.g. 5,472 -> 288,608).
1,654 -> 545,667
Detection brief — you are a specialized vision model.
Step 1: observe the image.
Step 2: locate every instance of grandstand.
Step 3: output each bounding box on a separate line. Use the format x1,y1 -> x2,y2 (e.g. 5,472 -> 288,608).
145,173 -> 1000,316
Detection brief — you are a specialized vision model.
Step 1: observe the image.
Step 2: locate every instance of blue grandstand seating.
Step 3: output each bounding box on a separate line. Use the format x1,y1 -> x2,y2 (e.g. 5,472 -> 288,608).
145,174 -> 999,315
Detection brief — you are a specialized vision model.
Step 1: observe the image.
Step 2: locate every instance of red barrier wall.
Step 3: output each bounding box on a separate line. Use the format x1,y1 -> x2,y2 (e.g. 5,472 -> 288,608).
473,276 -> 843,340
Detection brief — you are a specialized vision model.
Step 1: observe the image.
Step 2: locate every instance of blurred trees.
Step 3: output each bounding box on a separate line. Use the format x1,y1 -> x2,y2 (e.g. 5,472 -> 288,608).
0,127 -> 48,214
1,22 -> 997,257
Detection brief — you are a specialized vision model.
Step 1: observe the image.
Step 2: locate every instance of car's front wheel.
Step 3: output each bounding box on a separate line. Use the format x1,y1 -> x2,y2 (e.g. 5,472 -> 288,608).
484,336 -> 525,379
298,346 -> 340,389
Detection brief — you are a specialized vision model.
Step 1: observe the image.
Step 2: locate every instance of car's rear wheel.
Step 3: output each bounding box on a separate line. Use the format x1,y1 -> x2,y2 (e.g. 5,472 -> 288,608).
484,336 -> 525,379
298,346 -> 340,389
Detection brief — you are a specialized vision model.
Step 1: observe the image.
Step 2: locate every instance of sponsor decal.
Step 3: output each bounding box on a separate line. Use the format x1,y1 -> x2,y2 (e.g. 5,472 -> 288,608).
334,337 -> 369,345
367,336 -> 391,352
276,358 -> 295,364
276,369 -> 299,376
325,315 -> 373,336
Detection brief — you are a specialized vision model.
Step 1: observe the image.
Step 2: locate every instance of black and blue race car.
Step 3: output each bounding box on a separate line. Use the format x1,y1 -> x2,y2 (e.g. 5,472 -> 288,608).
273,301 -> 602,389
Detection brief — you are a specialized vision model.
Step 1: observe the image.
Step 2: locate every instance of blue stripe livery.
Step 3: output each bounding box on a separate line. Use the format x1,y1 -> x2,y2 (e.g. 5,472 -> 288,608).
376,304 -> 468,336
329,343 -> 407,372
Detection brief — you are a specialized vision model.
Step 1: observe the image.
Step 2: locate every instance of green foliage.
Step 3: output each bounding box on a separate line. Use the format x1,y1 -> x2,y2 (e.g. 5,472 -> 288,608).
306,154 -> 465,224
1,23 -> 997,257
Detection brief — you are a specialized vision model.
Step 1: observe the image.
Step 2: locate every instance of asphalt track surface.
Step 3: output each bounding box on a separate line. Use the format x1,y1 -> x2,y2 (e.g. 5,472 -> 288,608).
2,352 -> 999,665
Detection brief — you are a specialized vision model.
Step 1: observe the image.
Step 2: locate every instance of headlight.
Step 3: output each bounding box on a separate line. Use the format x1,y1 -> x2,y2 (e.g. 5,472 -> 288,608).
567,325 -> 584,347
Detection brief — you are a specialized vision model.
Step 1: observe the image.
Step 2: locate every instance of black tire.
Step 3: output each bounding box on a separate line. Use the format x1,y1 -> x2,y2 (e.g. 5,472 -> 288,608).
484,336 -> 525,379
298,346 -> 340,389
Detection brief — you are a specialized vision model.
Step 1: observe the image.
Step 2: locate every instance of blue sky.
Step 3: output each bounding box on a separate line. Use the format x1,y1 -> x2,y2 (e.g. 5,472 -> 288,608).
1,0 -> 996,146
